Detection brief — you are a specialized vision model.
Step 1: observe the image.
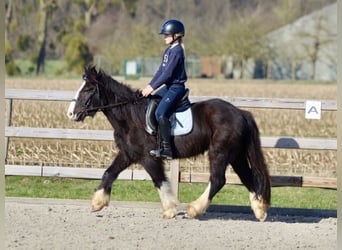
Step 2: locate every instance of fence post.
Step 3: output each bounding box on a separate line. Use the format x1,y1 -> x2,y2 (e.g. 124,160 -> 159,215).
5,99 -> 13,160
170,159 -> 180,199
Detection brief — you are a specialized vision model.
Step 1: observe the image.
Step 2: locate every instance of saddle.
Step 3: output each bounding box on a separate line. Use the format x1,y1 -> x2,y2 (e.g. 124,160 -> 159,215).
145,88 -> 193,136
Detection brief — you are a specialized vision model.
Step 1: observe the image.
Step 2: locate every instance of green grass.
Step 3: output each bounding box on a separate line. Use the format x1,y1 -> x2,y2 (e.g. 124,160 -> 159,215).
5,176 -> 337,210
14,59 -> 68,77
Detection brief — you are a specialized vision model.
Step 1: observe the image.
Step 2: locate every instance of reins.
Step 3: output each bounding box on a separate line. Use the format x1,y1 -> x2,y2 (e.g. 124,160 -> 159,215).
76,74 -> 145,114
84,95 -> 145,113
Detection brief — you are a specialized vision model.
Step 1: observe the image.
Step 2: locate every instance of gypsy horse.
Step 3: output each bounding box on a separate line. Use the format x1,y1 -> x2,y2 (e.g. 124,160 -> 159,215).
67,66 -> 271,221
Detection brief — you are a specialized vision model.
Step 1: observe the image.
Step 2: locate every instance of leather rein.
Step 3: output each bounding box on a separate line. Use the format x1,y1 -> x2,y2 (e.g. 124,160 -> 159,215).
75,84 -> 145,113
85,96 -> 145,112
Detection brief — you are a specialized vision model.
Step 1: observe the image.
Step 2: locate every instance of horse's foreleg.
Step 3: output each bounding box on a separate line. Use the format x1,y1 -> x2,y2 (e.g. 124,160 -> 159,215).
143,159 -> 179,219
157,181 -> 179,219
92,188 -> 110,212
92,153 -> 131,212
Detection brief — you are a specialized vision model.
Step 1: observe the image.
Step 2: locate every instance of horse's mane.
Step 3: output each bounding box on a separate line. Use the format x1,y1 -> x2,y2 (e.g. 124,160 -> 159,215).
95,68 -> 141,102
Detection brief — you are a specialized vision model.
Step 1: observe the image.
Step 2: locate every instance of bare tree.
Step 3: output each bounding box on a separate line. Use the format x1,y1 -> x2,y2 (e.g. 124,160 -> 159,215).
219,6 -> 269,79
5,0 -> 13,43
295,15 -> 335,80
5,0 -> 22,75
274,0 -> 301,25
36,0 -> 57,75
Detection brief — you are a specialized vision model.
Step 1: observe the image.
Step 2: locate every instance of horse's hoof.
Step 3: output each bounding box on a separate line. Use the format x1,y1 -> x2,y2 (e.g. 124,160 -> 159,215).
186,204 -> 200,219
255,211 -> 267,222
91,205 -> 105,212
249,193 -> 269,222
91,201 -> 108,212
91,189 -> 110,212
162,209 -> 177,219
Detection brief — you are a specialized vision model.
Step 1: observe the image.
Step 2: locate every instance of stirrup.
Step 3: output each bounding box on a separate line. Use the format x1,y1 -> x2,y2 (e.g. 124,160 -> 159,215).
160,150 -> 173,160
150,148 -> 161,158
150,148 -> 173,160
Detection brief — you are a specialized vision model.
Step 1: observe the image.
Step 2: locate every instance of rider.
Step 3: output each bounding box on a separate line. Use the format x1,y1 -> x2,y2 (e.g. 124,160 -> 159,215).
141,19 -> 188,160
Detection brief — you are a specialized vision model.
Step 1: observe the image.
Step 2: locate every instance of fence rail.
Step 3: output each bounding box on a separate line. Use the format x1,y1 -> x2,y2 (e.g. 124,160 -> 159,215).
5,89 -> 337,196
5,127 -> 337,150
5,165 -> 337,189
5,88 -> 338,109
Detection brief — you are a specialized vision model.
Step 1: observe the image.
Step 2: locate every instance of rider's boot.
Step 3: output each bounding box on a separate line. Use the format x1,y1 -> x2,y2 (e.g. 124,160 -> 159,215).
150,117 -> 173,160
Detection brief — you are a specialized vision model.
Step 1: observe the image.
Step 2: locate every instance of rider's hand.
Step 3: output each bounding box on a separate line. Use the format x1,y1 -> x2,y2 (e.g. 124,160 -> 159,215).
142,85 -> 154,97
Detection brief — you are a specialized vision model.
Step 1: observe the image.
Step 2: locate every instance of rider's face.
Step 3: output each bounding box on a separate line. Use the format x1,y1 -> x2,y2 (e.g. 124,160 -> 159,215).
164,34 -> 173,45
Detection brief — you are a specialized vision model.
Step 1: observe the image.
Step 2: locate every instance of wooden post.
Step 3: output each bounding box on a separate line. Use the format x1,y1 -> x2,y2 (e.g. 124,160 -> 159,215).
5,99 -> 13,159
169,159 -> 180,199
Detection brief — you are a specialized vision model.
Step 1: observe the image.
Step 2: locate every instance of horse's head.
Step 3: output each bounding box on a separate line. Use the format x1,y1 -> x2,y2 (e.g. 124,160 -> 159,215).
67,66 -> 104,121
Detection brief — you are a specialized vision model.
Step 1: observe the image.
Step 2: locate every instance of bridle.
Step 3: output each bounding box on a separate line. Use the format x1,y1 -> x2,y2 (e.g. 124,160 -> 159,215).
73,82 -> 144,114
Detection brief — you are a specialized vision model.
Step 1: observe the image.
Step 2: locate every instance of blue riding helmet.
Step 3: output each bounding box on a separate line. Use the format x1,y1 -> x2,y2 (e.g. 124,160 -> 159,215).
159,19 -> 185,36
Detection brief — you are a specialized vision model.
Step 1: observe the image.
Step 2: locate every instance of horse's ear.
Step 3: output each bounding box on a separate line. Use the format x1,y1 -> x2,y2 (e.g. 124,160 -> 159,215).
83,65 -> 98,82
83,66 -> 91,81
90,65 -> 98,75
82,72 -> 88,81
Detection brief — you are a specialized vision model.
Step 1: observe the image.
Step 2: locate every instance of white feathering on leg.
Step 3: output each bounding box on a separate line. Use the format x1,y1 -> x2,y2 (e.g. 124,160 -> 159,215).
249,192 -> 268,222
91,188 -> 110,212
157,181 -> 179,219
187,182 -> 211,218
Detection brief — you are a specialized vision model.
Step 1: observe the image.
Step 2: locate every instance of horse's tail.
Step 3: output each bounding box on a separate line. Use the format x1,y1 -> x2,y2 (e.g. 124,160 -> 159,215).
244,111 -> 271,206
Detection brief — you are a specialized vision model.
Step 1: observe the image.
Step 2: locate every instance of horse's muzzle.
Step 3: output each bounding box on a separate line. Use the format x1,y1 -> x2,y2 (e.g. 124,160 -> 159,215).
67,100 -> 85,121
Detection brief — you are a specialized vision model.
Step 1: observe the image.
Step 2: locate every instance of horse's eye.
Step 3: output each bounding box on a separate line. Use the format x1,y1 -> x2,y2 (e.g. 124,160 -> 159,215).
82,74 -> 87,81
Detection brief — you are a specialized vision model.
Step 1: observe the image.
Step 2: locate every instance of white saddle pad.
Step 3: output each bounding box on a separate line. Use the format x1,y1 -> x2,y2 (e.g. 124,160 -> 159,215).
170,108 -> 193,136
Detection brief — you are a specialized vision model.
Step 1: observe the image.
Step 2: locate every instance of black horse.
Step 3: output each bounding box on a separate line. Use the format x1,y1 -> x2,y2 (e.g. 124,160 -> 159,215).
67,66 -> 271,221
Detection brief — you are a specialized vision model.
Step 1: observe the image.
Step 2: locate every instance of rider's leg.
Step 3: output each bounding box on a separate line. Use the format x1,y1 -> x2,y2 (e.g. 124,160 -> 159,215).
150,86 -> 186,160
150,117 -> 173,159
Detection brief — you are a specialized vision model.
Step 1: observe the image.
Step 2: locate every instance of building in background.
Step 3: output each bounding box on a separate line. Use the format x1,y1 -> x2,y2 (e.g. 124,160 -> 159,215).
266,3 -> 336,81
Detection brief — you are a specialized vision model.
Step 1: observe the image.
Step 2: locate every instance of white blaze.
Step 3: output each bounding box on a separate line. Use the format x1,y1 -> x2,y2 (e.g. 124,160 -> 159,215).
67,81 -> 86,120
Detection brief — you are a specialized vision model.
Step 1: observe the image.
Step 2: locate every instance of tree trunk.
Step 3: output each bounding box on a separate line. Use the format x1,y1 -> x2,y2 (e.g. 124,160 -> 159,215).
310,40 -> 320,80
5,0 -> 13,43
36,0 -> 56,75
5,0 -> 15,66
84,1 -> 96,28
36,0 -> 48,75
310,59 -> 317,80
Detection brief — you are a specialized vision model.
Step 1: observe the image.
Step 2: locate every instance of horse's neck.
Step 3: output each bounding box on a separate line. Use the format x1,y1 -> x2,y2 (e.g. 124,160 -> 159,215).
101,93 -> 143,131
104,113 -> 123,131
100,81 -> 144,130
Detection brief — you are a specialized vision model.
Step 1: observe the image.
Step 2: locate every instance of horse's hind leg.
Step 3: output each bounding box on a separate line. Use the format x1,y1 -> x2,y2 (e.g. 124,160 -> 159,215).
231,156 -> 269,221
186,183 -> 213,218
187,153 -> 227,218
